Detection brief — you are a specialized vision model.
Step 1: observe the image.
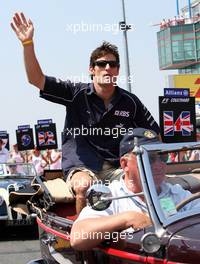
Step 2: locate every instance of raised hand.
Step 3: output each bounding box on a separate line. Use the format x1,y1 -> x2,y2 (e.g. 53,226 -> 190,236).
11,12 -> 34,43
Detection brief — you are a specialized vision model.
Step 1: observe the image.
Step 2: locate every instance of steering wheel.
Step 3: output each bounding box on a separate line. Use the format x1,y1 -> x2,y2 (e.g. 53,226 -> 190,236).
176,192 -> 200,211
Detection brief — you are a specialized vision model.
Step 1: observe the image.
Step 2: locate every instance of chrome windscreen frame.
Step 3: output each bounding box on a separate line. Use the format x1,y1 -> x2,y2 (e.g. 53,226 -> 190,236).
136,141 -> 200,229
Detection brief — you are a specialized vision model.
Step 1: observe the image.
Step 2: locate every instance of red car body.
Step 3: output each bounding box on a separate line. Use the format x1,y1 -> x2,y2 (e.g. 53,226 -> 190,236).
26,142 -> 200,263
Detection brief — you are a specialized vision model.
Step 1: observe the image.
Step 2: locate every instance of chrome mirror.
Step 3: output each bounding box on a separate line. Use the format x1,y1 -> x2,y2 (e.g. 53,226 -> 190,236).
86,182 -> 144,211
86,184 -> 112,211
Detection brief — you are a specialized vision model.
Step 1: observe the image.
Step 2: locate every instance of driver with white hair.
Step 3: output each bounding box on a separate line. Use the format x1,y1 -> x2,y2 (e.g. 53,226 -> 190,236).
70,128 -> 200,250
6,159 -> 19,175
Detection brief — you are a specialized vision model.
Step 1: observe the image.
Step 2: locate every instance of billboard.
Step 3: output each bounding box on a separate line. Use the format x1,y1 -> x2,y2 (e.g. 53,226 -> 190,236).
159,96 -> 196,143
168,74 -> 200,101
35,122 -> 58,150
0,131 -> 9,151
16,127 -> 34,151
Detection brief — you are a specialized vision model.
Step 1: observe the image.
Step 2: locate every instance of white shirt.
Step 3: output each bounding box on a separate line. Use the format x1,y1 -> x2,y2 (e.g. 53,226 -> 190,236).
11,152 -> 23,163
76,177 -> 146,222
50,150 -> 61,170
32,155 -> 45,176
77,178 -> 200,222
0,147 -> 9,163
159,182 -> 200,215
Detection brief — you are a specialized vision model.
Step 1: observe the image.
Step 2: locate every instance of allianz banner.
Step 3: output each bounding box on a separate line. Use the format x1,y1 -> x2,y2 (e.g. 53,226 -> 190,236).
159,96 -> 196,143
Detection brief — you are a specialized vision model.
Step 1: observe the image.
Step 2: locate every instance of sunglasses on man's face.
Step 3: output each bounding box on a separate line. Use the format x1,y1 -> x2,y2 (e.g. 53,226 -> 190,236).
149,153 -> 168,164
93,60 -> 119,68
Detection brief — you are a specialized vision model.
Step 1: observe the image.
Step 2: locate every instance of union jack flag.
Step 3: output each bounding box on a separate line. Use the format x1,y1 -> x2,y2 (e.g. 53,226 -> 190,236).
38,131 -> 55,146
174,111 -> 193,136
163,111 -> 174,136
164,111 -> 193,137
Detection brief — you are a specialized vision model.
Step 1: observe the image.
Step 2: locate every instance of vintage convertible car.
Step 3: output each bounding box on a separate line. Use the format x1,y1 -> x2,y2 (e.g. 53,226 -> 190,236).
0,162 -> 37,226
12,141 -> 200,264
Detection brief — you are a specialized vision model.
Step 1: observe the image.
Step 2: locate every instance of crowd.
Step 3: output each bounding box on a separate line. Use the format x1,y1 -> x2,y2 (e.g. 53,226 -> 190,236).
160,15 -> 185,29
160,14 -> 200,30
0,140 -> 62,175
167,149 -> 200,163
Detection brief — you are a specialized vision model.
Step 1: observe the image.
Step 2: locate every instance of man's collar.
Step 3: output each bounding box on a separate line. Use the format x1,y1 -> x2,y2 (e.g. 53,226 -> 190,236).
119,176 -> 135,195
159,182 -> 171,197
86,83 -> 122,96
86,83 -> 95,95
119,176 -> 147,210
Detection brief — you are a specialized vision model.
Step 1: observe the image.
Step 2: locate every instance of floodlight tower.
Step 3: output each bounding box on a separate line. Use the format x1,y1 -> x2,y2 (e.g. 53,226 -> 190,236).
119,0 -> 132,93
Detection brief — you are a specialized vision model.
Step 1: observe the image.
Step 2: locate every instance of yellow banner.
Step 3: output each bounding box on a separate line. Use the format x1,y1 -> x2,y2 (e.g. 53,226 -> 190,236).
173,74 -> 200,101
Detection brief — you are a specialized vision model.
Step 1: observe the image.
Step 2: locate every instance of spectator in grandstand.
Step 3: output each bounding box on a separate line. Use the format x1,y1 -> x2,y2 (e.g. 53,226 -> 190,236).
0,138 -> 9,163
29,146 -> 48,175
46,149 -> 62,170
10,144 -> 25,163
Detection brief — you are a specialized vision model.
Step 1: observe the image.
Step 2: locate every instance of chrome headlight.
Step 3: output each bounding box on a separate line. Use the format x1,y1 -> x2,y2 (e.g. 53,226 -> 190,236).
0,195 -> 4,206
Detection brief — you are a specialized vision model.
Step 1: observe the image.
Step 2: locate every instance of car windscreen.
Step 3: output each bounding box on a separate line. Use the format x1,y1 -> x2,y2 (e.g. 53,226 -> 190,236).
0,163 -> 36,177
148,148 -> 200,219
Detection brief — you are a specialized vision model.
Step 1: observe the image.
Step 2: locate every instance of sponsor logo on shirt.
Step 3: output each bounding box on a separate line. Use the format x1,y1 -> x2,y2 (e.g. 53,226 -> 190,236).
114,110 -> 130,117
115,123 -> 124,128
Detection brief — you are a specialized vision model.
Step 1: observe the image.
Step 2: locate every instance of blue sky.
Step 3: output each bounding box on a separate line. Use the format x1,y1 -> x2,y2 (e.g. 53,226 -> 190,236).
1,0 -> 188,147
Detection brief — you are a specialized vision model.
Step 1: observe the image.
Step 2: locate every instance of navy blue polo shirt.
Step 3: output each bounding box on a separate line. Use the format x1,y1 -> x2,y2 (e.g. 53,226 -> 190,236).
40,76 -> 160,176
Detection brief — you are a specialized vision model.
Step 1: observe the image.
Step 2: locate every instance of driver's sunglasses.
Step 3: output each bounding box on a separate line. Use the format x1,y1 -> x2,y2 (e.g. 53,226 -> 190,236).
149,153 -> 168,164
93,60 -> 119,68
9,165 -> 17,168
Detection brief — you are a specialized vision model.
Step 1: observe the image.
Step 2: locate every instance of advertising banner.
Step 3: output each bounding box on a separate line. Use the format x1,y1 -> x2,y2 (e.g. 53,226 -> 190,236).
0,131 -> 9,151
16,127 -> 34,151
35,123 -> 57,150
159,96 -> 196,143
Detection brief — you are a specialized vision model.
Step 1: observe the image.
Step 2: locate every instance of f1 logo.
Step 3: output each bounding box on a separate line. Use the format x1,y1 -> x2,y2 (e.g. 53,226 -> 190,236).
162,98 -> 170,104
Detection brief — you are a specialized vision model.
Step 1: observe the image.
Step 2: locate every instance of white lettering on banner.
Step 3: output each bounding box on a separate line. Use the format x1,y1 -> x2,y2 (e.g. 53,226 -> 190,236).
170,98 -> 190,103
